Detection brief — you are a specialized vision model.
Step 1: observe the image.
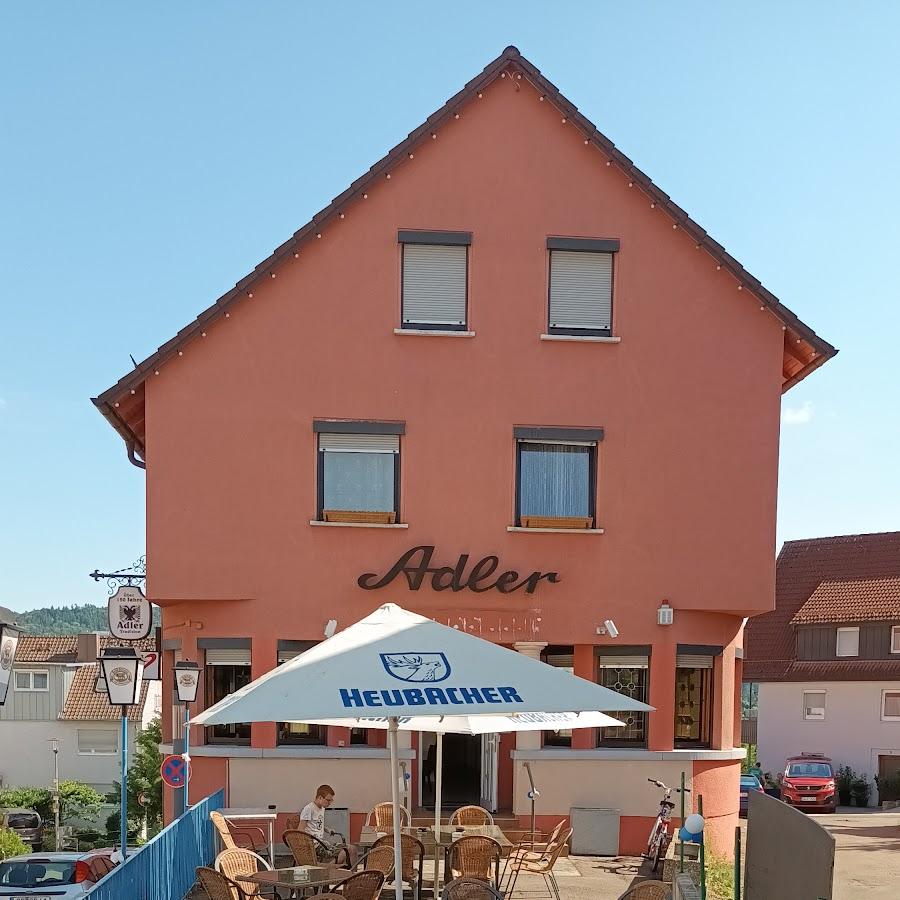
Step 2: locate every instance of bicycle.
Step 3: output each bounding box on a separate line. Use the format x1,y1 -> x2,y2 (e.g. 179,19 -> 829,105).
642,778 -> 690,873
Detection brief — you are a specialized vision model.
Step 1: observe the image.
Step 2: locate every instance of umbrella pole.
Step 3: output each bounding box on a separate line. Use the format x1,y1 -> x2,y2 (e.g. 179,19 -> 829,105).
388,717 -> 404,900
434,732 -> 443,899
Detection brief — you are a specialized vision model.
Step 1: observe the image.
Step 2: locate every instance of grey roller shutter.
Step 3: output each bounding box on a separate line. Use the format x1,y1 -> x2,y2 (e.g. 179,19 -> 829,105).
549,250 -> 613,330
205,649 -> 251,666
318,433 -> 400,454
402,244 -> 467,326
676,654 -> 714,669
598,655 -> 649,668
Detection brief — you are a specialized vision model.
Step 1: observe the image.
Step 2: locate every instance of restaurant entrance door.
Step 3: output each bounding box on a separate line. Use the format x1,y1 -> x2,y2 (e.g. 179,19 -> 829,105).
420,732 -> 490,810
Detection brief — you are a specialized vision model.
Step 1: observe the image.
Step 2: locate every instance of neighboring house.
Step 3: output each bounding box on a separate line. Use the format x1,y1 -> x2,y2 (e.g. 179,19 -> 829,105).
92,47 -> 834,854
744,532 -> 900,802
0,634 -> 161,794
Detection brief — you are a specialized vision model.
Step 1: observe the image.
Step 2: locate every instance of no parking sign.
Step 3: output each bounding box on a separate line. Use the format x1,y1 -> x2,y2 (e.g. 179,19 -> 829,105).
160,754 -> 190,789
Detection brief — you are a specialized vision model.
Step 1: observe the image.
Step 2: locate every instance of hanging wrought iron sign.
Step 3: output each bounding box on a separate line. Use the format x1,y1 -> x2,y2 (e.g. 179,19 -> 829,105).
107,584 -> 153,641
358,545 -> 560,595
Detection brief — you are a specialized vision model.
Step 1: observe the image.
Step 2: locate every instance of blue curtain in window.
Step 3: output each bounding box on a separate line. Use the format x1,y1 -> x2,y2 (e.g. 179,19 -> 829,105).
519,443 -> 589,517
323,452 -> 394,511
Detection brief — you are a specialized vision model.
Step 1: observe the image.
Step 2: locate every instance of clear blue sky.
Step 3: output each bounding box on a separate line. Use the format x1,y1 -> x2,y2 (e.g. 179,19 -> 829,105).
1,3 -> 898,612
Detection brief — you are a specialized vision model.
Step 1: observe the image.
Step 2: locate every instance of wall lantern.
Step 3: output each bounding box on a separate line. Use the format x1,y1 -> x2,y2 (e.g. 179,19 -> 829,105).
0,615 -> 21,707
658,601 -> 674,626
98,646 -> 144,707
174,660 -> 201,704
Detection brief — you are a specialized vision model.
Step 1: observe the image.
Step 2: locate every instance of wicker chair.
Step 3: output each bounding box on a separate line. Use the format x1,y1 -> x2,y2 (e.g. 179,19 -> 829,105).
357,843 -> 395,878
503,827 -> 572,900
211,811 -> 269,855
197,865 -> 247,900
373,832 -> 425,900
214,848 -> 274,899
365,801 -> 412,831
445,836 -> 502,888
442,877 -> 505,900
335,870 -> 385,900
448,806 -> 494,827
616,881 -> 670,900
282,829 -> 352,868
502,819 -> 566,881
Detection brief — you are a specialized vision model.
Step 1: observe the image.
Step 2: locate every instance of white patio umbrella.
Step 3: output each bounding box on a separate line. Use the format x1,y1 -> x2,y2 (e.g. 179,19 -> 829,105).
191,603 -> 652,900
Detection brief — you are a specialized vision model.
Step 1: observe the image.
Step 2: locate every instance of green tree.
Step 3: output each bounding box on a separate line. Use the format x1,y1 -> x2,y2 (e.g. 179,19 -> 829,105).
0,782 -> 104,825
106,718 -> 163,836
0,828 -> 29,861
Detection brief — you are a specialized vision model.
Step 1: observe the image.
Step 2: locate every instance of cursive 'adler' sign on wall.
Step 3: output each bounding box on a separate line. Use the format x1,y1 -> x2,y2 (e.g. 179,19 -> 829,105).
358,546 -> 560,595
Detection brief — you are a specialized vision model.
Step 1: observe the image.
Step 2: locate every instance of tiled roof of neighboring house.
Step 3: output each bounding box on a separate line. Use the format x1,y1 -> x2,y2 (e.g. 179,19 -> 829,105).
59,663 -> 150,722
744,531 -> 900,681
790,576 -> 900,625
779,660 -> 900,681
92,46 -> 836,459
16,634 -> 155,664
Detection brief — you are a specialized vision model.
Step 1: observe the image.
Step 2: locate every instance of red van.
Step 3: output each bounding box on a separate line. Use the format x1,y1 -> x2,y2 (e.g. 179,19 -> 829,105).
780,753 -> 837,813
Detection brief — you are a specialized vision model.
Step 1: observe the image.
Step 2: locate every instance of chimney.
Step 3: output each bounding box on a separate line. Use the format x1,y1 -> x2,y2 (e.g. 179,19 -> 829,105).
76,633 -> 101,663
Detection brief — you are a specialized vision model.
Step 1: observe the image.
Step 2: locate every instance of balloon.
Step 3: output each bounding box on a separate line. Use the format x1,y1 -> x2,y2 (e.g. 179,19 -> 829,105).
684,813 -> 705,834
678,826 -> 692,841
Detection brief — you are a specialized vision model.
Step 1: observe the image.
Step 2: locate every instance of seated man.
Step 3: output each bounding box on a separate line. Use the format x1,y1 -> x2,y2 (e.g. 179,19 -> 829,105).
298,784 -> 356,867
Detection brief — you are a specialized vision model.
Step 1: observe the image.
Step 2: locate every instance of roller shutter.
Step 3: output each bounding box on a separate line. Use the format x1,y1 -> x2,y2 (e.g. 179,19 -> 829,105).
402,244 -> 467,326
549,250 -> 613,331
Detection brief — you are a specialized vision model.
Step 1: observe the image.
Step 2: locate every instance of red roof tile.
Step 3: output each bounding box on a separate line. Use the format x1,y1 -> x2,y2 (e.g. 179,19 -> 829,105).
777,659 -> 900,681
59,663 -> 150,722
16,634 -> 155,663
744,531 -> 900,681
790,576 -> 900,625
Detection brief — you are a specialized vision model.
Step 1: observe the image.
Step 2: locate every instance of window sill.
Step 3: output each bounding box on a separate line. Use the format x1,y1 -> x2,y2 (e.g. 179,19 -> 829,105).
540,333 -> 621,343
394,328 -> 476,338
309,520 -> 409,529
507,526 -> 604,535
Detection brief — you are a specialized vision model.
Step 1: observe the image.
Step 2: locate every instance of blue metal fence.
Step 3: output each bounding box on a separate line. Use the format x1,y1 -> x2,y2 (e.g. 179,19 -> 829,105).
88,789 -> 225,900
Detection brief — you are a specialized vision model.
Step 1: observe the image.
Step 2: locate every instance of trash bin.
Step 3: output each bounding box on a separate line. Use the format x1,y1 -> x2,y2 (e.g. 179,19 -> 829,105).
569,807 -> 620,855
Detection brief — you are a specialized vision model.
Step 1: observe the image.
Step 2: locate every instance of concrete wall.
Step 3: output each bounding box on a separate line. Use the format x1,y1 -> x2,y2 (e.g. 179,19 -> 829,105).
757,680 -> 900,796
745,790 -> 834,900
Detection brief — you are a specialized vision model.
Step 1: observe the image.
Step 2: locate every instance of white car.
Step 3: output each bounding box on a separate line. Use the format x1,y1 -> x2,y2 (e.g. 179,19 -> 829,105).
0,850 -> 117,898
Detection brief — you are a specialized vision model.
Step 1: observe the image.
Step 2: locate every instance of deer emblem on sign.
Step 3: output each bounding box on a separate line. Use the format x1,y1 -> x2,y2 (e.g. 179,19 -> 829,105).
380,652 -> 451,683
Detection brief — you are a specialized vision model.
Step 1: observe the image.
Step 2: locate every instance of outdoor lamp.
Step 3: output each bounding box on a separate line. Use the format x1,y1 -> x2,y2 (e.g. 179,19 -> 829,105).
174,660 -> 200,704
98,646 -> 144,706
0,615 -> 21,707
98,646 -> 144,863
657,602 -> 674,626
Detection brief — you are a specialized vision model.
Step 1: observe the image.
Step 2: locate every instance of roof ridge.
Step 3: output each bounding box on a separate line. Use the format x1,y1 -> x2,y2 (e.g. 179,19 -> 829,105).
92,46 -> 836,452
782,530 -> 900,548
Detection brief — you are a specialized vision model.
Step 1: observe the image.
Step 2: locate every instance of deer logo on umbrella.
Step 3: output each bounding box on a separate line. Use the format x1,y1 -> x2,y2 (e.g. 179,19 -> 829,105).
380,652 -> 450,683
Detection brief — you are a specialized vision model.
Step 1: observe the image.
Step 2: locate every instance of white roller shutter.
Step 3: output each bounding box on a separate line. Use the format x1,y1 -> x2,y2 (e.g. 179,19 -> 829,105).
402,244 -> 467,326
205,649 -> 251,666
676,654 -> 714,669
549,250 -> 613,330
318,433 -> 399,454
598,655 -> 649,668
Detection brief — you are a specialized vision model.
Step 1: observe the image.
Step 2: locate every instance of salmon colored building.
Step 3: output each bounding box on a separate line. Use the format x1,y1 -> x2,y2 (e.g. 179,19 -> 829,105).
94,47 -> 835,856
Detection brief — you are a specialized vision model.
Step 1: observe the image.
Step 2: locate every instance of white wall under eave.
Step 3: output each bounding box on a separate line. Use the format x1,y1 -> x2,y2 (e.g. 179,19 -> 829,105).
757,680 -> 900,804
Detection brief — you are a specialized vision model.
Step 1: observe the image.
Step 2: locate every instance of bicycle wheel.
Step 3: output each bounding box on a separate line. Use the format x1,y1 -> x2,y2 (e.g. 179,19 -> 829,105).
653,827 -> 672,873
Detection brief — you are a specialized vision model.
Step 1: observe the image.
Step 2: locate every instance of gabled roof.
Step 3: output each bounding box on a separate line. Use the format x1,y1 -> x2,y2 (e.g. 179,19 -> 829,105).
15,634 -> 155,664
790,576 -> 900,625
59,663 -> 150,722
744,531 -> 900,681
93,46 -> 837,455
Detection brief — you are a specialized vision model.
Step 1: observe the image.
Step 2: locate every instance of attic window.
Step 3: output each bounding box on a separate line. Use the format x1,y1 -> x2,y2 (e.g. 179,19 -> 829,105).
547,238 -> 618,336
399,231 -> 470,330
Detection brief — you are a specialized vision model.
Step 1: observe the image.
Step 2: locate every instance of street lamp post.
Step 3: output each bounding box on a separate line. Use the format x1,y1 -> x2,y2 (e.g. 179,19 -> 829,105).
173,661 -> 200,809
0,615 -> 21,708
98,647 -> 144,861
49,739 -> 61,850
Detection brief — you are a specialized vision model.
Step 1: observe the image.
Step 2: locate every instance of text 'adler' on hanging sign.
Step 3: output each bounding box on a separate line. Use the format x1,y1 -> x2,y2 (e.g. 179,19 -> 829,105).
357,546 -> 560,595
107,585 -> 153,641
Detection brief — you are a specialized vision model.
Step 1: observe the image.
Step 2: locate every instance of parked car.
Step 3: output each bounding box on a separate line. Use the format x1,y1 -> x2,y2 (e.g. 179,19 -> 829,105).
780,753 -> 837,813
739,773 -> 764,815
0,850 -> 118,897
0,809 -> 43,851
